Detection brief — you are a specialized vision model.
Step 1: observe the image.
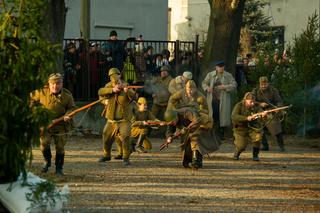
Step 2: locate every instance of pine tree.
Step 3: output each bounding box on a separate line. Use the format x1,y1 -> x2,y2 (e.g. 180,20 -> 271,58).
240,0 -> 272,55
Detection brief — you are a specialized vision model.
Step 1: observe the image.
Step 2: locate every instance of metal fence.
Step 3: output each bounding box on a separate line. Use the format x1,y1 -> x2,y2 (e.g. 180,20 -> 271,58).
63,37 -> 199,101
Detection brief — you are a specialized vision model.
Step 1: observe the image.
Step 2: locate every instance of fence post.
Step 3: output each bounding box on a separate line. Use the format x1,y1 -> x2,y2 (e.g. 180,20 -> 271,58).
194,34 -> 199,82
175,40 -> 180,76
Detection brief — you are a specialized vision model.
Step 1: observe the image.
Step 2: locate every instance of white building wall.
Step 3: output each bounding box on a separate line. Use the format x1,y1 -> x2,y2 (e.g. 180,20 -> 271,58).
169,0 -> 320,46
264,0 -> 320,46
64,0 -> 168,40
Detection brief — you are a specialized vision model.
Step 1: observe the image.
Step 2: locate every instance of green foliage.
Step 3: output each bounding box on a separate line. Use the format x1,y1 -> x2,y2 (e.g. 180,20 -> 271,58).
25,180 -> 68,211
242,0 -> 272,50
0,0 -> 61,182
239,13 -> 320,136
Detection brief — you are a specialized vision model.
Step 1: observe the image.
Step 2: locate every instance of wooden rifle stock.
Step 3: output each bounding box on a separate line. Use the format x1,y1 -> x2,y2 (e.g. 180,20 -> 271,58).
47,99 -> 105,129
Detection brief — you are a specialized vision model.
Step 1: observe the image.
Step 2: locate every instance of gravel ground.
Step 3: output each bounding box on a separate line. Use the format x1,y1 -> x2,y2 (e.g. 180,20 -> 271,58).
28,135 -> 320,213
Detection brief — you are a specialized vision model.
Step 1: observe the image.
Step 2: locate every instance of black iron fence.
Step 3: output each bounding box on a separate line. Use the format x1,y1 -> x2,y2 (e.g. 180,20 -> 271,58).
63,37 -> 199,101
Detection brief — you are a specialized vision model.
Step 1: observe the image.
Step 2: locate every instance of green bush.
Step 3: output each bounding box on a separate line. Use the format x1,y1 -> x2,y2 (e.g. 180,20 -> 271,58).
0,0 -> 61,183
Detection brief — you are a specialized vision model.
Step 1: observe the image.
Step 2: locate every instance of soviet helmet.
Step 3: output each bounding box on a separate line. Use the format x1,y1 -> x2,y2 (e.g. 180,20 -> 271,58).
164,110 -> 178,122
108,68 -> 120,76
137,97 -> 147,105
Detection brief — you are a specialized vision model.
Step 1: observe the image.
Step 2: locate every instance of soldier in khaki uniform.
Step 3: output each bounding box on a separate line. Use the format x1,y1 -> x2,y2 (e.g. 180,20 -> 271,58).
166,80 -> 220,168
98,68 -> 136,166
131,97 -> 159,153
252,76 -> 285,151
150,65 -> 173,120
31,73 -> 76,176
164,109 -> 202,169
167,80 -> 208,114
232,92 -> 267,161
168,71 -> 193,95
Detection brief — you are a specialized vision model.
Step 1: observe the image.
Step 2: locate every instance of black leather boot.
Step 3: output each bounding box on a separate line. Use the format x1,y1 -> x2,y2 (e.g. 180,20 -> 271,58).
41,148 -> 52,173
252,147 -> 260,161
136,134 -> 146,153
55,153 -> 65,177
191,150 -> 202,169
261,134 -> 269,151
276,133 -> 285,152
233,150 -> 241,160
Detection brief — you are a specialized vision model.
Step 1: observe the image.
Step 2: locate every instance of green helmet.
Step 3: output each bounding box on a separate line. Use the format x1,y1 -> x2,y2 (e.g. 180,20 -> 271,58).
108,68 -> 120,76
164,110 -> 178,122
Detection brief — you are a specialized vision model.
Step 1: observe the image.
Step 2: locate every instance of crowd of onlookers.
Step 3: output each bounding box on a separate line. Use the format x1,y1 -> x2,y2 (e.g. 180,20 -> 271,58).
63,30 -> 195,100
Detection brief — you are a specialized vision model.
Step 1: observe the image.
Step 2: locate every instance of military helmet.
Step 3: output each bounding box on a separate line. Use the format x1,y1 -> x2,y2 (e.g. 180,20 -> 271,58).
108,68 -> 120,76
137,97 -> 147,105
164,110 -> 178,122
160,65 -> 170,72
186,80 -> 197,90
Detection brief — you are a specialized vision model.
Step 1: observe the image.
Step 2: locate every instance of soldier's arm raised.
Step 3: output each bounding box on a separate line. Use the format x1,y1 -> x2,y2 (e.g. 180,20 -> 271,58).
98,85 -> 114,96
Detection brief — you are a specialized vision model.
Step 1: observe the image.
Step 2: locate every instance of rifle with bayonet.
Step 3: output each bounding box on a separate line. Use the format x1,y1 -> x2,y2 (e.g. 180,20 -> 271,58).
249,105 -> 292,121
48,99 -> 105,129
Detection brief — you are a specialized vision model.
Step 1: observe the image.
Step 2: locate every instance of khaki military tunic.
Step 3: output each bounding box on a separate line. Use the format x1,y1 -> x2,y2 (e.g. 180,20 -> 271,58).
168,76 -> 187,95
167,90 -> 220,154
31,87 -> 76,154
252,85 -> 283,136
166,109 -> 201,153
150,76 -> 172,120
98,80 -> 136,159
131,109 -> 157,150
231,101 -> 264,152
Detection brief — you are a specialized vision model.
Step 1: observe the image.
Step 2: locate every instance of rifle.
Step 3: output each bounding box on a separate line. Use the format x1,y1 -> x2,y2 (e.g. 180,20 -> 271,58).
160,129 -> 185,151
126,85 -> 144,89
144,121 -> 174,126
47,99 -> 105,129
250,105 -> 292,121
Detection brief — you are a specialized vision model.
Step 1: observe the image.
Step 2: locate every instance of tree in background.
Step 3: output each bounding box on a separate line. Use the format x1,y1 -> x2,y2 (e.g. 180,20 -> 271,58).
202,0 -> 246,81
242,13 -> 320,137
240,0 -> 272,55
0,0 -> 62,183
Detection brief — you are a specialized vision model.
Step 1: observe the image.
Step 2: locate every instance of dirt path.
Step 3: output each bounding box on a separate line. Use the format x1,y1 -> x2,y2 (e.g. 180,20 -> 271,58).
28,136 -> 320,212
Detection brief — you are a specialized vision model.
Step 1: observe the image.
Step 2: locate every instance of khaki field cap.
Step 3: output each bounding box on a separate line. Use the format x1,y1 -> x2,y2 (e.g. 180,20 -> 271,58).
137,97 -> 147,105
108,68 -> 120,76
243,92 -> 255,100
259,76 -> 268,83
183,71 -> 193,80
48,73 -> 63,83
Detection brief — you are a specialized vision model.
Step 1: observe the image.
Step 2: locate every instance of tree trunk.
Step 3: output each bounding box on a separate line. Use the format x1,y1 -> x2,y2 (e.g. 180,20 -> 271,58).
43,0 -> 67,71
202,0 -> 246,80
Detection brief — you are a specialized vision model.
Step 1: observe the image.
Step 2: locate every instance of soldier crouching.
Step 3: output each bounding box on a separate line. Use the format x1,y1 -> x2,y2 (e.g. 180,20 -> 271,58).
164,109 -> 202,169
31,73 -> 76,176
98,68 -> 136,166
131,97 -> 159,153
232,92 -> 267,161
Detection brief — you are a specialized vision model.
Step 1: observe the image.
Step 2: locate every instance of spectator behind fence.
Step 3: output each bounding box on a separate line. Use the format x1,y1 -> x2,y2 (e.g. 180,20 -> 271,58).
134,35 -> 147,84
145,46 -> 155,77
63,42 -> 81,96
89,42 -> 105,98
101,30 -> 126,72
